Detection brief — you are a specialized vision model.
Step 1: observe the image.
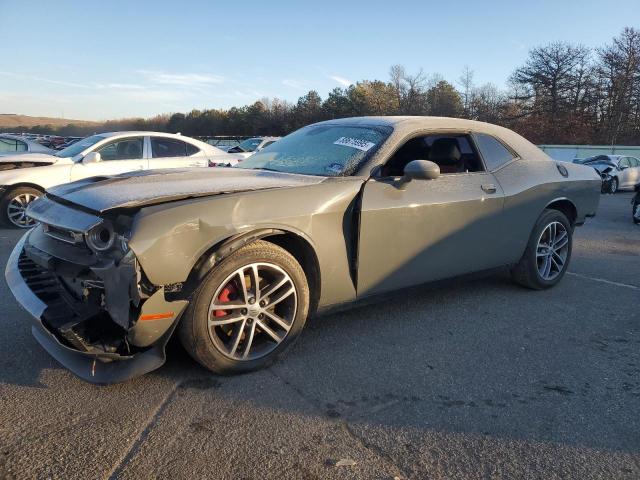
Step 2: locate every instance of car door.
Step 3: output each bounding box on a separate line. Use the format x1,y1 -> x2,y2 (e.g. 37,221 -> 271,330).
148,137 -> 207,169
357,134 -> 506,297
70,136 -> 148,181
616,157 -> 632,188
620,157 -> 640,188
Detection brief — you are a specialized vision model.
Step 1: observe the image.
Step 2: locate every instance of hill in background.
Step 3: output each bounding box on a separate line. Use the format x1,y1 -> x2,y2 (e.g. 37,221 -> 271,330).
0,114 -> 99,129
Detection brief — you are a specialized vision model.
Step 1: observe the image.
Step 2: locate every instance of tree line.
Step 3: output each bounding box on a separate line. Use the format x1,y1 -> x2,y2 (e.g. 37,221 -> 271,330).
20,27 -> 640,146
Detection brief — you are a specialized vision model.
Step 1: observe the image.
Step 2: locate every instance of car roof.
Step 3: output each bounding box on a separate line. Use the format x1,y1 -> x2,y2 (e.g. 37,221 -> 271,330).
314,115 -> 500,130
95,131 -> 226,153
584,155 -> 620,161
0,133 -> 35,142
313,116 -> 540,141
99,131 -> 190,139
313,116 -> 551,165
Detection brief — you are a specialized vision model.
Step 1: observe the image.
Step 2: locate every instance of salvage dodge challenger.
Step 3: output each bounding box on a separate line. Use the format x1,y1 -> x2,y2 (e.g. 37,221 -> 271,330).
5,117 -> 601,383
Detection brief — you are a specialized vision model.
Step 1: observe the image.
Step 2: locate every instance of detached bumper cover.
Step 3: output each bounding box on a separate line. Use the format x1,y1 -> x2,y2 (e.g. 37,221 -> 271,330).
5,232 -> 180,384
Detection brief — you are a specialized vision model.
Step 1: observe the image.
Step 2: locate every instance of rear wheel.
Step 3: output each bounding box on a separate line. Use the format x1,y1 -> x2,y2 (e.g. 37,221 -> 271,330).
0,187 -> 42,228
633,198 -> 640,224
179,240 -> 310,374
511,209 -> 572,289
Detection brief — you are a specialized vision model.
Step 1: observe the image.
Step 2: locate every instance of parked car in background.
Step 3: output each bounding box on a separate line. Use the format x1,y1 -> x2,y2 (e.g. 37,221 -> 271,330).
0,131 -> 241,228
205,138 -> 241,151
54,137 -> 83,150
579,155 -> 640,192
5,116 -> 600,383
0,134 -> 55,156
227,136 -> 280,159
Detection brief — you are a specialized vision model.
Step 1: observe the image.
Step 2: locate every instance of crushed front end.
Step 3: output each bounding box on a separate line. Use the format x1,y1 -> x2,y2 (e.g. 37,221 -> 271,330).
5,196 -> 188,384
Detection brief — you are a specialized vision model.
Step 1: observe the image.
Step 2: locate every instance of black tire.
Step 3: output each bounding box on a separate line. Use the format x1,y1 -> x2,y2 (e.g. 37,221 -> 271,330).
511,209 -> 573,290
610,177 -> 618,194
0,186 -> 42,228
633,199 -> 640,224
179,240 -> 310,375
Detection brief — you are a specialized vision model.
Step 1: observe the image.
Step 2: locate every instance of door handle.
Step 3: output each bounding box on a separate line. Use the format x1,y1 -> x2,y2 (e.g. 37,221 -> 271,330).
481,184 -> 497,194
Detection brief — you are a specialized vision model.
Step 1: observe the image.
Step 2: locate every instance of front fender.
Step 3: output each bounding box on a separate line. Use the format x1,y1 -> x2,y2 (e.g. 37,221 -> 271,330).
0,164 -> 71,190
127,179 -> 363,307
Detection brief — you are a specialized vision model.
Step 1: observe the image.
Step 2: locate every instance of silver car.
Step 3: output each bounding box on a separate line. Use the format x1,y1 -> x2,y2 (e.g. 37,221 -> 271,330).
6,116 -> 601,383
0,134 -> 55,156
581,155 -> 640,192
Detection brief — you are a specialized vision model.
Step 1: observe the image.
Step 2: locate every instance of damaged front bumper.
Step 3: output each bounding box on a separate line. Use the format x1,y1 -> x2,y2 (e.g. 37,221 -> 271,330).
5,230 -> 188,384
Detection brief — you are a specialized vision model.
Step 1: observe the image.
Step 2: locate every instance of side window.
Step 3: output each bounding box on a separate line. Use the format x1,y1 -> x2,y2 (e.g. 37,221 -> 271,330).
474,134 -> 515,171
630,157 -> 640,167
381,134 -> 484,177
96,137 -> 143,161
619,157 -> 631,168
151,138 -> 190,158
186,143 -> 200,156
0,138 -> 25,152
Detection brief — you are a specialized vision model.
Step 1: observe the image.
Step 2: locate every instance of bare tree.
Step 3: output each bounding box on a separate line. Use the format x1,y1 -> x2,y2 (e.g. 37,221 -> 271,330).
458,66 -> 475,117
596,27 -> 640,144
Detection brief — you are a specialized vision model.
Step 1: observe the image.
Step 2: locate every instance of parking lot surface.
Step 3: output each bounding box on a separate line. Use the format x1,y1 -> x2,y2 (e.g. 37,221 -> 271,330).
0,193 -> 638,479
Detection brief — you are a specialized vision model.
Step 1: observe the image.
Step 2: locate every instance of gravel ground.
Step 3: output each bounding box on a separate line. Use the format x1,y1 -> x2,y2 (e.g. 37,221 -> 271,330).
0,192 -> 638,479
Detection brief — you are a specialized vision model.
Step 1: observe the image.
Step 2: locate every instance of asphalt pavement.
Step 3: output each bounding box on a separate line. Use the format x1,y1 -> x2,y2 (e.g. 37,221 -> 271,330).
0,193 -> 638,479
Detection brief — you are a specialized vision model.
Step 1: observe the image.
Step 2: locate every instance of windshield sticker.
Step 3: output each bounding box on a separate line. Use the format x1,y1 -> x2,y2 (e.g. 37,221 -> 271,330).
333,137 -> 376,152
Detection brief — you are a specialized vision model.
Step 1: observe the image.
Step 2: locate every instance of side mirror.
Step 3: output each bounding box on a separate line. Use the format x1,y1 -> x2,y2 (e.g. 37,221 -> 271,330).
403,160 -> 440,181
83,152 -> 101,164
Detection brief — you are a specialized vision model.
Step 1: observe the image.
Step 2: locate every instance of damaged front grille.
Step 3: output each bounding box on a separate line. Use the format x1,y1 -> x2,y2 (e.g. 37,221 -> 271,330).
42,223 -> 85,245
18,252 -> 133,357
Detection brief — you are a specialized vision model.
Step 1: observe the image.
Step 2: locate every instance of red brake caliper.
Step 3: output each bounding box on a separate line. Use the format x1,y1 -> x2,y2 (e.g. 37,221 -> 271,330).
214,282 -> 237,317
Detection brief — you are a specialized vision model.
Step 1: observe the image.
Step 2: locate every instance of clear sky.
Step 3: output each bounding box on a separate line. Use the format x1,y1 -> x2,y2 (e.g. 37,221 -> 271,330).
1,0 -> 639,120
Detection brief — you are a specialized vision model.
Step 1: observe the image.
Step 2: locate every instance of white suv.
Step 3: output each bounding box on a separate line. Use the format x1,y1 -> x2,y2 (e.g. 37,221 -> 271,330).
0,131 -> 240,227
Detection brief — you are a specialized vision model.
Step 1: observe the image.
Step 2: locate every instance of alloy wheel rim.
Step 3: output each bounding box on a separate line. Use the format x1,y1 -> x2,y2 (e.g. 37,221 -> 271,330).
536,221 -> 569,281
7,193 -> 39,228
207,262 -> 297,361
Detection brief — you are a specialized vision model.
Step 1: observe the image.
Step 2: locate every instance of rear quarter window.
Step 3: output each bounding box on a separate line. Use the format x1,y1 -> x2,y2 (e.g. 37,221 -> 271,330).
474,134 -> 516,171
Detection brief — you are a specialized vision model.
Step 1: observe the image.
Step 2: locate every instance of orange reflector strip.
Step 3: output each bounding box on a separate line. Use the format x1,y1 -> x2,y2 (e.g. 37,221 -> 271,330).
139,312 -> 174,321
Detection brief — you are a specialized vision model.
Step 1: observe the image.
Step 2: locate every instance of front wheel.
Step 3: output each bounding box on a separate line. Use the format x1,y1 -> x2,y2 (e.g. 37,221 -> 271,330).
610,177 -> 619,194
511,209 -> 573,289
633,198 -> 640,224
0,187 -> 42,228
179,240 -> 310,374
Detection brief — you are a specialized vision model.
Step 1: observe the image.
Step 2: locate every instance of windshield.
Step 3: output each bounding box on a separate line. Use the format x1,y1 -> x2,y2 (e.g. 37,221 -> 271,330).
237,138 -> 263,152
236,125 -> 392,176
54,134 -> 106,158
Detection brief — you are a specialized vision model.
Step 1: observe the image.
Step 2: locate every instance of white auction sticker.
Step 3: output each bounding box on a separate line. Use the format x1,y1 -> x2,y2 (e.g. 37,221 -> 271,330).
333,137 -> 376,151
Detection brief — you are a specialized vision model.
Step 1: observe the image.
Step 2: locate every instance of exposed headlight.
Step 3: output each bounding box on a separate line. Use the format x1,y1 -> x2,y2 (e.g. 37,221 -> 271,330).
85,224 -> 115,252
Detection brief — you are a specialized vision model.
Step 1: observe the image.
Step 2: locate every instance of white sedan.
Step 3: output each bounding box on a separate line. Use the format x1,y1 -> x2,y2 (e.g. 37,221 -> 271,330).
580,155 -> 640,192
0,131 -> 240,228
0,134 -> 55,156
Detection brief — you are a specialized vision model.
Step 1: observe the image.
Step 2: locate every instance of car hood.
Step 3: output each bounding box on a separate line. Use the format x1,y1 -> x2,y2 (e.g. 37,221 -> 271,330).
46,167 -> 327,213
587,163 -> 615,173
0,152 -> 59,163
